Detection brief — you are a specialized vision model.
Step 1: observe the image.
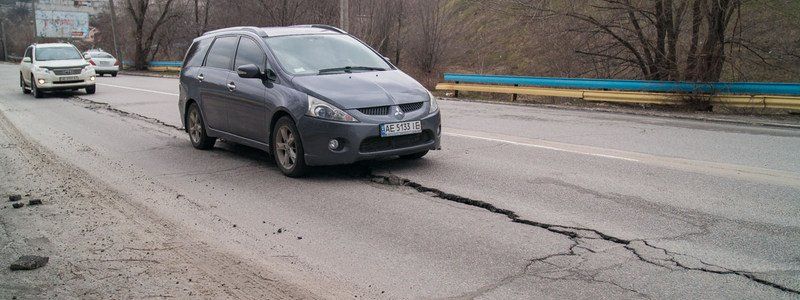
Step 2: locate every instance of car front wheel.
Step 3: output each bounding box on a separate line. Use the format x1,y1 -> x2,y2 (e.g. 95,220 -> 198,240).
86,85 -> 96,94
272,117 -> 307,177
186,103 -> 216,150
20,74 -> 30,94
31,77 -> 43,98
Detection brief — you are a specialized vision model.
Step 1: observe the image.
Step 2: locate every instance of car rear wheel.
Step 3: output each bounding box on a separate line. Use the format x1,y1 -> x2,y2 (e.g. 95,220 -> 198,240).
31,77 -> 43,98
20,74 -> 30,94
187,103 -> 216,150
400,150 -> 429,160
272,117 -> 307,177
85,85 -> 96,94
112,72 -> 117,77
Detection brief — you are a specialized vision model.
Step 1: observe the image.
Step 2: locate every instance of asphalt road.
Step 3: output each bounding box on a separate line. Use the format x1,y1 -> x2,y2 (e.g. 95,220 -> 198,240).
1,63 -> 799,298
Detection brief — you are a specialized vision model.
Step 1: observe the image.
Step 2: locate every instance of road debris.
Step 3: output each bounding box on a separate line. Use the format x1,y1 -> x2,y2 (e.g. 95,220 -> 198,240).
12,202 -> 24,209
9,255 -> 49,271
29,199 -> 43,206
8,194 -> 21,202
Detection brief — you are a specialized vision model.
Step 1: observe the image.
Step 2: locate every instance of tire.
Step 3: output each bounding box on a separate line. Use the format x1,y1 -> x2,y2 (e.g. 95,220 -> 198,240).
272,116 -> 307,177
186,103 -> 216,150
21,74 -> 30,94
400,150 -> 429,160
111,72 -> 117,77
85,85 -> 96,94
31,77 -> 43,98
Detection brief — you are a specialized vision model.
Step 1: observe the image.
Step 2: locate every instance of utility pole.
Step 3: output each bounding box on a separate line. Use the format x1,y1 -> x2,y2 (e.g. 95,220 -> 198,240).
339,0 -> 349,31
31,0 -> 37,43
1,21 -> 8,61
108,0 -> 123,65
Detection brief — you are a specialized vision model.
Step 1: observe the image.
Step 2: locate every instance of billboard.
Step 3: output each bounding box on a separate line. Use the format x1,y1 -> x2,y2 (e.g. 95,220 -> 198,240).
35,10 -> 90,39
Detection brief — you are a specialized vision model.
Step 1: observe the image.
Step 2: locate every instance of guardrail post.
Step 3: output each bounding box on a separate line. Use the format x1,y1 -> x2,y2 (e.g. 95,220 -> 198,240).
512,84 -> 518,102
453,81 -> 459,98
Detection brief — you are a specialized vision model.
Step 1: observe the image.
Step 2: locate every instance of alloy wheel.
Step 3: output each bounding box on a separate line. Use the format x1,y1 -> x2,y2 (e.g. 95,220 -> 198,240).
275,126 -> 297,170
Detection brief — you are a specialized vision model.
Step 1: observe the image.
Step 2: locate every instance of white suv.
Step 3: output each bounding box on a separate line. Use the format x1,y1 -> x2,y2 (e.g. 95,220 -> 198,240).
19,43 -> 97,98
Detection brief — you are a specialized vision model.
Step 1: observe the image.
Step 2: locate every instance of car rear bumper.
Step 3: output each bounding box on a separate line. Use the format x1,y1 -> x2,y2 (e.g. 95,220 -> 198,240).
297,111 -> 441,166
94,66 -> 119,73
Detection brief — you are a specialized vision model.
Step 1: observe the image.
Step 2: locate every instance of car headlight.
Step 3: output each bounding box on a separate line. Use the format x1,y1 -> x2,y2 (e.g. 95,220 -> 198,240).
428,90 -> 439,113
32,65 -> 50,73
306,95 -> 358,122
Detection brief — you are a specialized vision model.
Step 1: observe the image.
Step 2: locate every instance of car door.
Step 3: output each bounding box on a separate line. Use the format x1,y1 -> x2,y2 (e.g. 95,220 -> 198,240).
198,36 -> 238,133
227,36 -> 270,143
21,47 -> 33,84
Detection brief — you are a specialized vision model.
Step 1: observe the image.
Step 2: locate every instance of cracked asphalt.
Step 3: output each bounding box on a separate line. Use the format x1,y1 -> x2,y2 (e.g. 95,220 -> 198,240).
1,63 -> 799,298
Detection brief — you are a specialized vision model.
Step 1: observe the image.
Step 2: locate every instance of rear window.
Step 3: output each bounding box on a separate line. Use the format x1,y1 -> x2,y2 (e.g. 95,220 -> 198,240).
184,38 -> 212,68
90,52 -> 114,59
204,36 -> 238,70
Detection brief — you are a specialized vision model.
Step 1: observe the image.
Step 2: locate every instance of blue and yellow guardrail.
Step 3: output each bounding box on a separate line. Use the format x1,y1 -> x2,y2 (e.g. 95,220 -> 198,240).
147,61 -> 182,72
436,73 -> 800,110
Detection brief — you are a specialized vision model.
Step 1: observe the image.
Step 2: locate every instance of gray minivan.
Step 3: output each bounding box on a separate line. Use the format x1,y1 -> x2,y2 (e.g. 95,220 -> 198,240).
179,25 -> 441,177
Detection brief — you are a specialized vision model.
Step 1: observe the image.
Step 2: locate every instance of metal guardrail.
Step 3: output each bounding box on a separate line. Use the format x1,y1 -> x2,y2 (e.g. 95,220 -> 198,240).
437,73 -> 800,110
443,73 -> 800,96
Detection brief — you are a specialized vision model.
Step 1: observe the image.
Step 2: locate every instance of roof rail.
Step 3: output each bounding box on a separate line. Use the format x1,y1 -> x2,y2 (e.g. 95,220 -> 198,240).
294,24 -> 347,34
203,26 -> 265,36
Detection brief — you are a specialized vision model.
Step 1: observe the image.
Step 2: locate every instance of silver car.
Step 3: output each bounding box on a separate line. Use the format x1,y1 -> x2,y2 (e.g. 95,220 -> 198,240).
83,50 -> 120,77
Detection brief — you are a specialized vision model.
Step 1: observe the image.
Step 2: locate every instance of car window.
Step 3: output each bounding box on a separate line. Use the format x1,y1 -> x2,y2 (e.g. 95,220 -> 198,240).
204,36 -> 238,70
35,46 -> 83,61
234,37 -> 266,70
264,34 -> 391,76
24,47 -> 32,59
184,38 -> 213,68
90,52 -> 114,59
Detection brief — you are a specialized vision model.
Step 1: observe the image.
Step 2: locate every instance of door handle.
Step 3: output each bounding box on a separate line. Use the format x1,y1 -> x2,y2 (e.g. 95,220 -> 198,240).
227,82 -> 236,91
197,74 -> 204,82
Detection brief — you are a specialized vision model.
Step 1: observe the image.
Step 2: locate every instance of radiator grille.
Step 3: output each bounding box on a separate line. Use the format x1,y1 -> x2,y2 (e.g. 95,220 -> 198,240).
358,106 -> 390,115
52,68 -> 82,76
399,102 -> 424,113
359,131 -> 433,153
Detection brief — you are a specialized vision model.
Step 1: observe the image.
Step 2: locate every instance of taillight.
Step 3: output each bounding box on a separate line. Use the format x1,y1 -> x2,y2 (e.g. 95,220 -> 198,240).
114,60 -> 119,66
89,59 -> 96,66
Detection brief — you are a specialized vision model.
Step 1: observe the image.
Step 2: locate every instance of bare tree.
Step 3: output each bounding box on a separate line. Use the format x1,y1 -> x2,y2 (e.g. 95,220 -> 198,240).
407,0 -> 451,74
124,0 -> 179,70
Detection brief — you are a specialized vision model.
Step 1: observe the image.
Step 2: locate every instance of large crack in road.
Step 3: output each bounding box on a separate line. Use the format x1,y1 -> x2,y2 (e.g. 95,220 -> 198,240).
369,174 -> 800,295
64,94 -> 799,296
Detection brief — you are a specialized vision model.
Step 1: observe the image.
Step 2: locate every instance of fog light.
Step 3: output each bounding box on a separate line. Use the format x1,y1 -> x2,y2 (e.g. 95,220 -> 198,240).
37,79 -> 45,85
328,139 -> 340,150
89,76 -> 96,81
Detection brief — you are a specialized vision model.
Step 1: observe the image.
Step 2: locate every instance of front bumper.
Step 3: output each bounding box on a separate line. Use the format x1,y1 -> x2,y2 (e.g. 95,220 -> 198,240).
297,111 -> 441,166
34,69 -> 96,90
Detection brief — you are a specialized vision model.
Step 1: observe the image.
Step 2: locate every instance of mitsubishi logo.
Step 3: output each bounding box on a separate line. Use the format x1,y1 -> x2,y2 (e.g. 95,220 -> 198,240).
393,106 -> 404,119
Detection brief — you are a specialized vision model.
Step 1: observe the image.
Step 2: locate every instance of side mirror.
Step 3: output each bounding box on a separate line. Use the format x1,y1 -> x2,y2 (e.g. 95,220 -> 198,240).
84,54 -> 91,60
22,57 -> 32,63
236,64 -> 262,79
265,69 -> 278,81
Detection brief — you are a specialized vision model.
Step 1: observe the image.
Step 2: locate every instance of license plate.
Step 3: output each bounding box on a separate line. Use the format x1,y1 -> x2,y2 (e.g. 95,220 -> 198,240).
60,76 -> 79,81
380,121 -> 422,137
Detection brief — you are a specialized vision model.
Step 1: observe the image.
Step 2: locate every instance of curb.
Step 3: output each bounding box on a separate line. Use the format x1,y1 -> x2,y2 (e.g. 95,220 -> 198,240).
440,97 -> 800,130
118,70 -> 179,79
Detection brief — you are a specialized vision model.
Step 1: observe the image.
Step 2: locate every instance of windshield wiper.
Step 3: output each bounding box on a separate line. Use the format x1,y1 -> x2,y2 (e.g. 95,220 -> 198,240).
318,66 -> 386,74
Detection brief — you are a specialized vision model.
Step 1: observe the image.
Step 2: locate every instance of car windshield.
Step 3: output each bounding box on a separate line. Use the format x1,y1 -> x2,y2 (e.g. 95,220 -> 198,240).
264,34 -> 391,76
90,52 -> 114,59
36,46 -> 82,61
